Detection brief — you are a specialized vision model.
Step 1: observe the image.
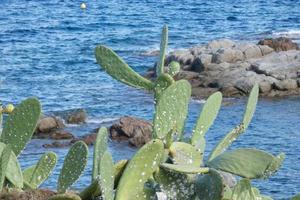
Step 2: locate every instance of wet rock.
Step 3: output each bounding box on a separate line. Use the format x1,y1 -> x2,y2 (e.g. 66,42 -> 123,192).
55,108 -> 87,124
36,116 -> 65,133
258,37 -> 299,51
109,116 -> 152,147
43,141 -> 69,148
49,130 -> 74,140
71,133 -> 97,146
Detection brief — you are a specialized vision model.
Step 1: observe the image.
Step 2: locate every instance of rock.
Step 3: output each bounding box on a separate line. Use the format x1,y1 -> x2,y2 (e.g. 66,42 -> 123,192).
65,109 -> 87,124
258,37 -> 299,51
166,50 -> 195,66
207,39 -> 235,50
50,130 -> 74,140
273,79 -> 298,91
212,48 -> 244,64
258,45 -> 274,56
36,116 -> 65,133
43,141 -> 69,148
71,133 -> 97,146
191,54 -> 212,72
238,44 -> 262,59
109,116 -> 152,147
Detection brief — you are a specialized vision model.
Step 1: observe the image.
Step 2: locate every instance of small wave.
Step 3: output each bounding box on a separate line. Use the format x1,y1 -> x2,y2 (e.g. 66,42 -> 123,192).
272,30 -> 300,39
191,99 -> 206,104
86,117 -> 119,124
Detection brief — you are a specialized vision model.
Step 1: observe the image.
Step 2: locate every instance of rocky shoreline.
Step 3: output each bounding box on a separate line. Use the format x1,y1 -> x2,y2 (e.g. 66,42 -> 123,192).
146,37 -> 300,98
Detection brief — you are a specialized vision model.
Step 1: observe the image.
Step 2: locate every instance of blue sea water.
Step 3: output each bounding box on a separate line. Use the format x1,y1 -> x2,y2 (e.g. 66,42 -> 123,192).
0,0 -> 300,199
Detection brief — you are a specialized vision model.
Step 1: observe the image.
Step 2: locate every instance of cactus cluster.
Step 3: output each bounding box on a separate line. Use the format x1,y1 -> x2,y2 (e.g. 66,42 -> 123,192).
93,25 -> 292,200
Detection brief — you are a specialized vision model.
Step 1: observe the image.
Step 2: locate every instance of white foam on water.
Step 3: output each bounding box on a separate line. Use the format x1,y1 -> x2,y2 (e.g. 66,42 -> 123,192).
272,29 -> 300,41
86,117 -> 119,124
191,98 -> 206,104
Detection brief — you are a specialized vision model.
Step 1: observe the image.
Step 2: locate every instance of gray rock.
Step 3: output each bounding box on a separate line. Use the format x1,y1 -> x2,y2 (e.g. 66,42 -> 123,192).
191,54 -> 212,72
207,39 -> 235,50
212,48 -> 244,64
36,116 -> 65,133
273,79 -> 298,91
258,45 -> 274,56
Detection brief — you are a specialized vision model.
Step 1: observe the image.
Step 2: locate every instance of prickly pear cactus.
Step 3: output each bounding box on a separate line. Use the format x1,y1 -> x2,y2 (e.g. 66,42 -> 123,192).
0,146 -> 11,190
157,25 -> 168,76
115,139 -> 164,200
168,61 -> 180,77
23,152 -> 57,189
208,85 -> 259,161
160,163 -> 209,174
169,142 -> 202,166
153,80 -> 191,140
114,159 -> 128,188
58,141 -> 88,193
0,142 -> 23,188
49,193 -> 82,200
207,148 -> 284,179
95,45 -> 154,90
191,92 -> 222,154
231,179 -> 256,200
195,169 -> 225,200
154,167 -> 196,200
242,84 -> 259,129
154,74 -> 174,101
99,151 -> 114,200
92,127 -> 108,182
0,98 -> 41,156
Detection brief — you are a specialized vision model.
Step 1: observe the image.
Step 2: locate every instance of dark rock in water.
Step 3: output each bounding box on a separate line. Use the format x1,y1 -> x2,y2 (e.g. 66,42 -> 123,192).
54,108 -> 87,124
49,130 -> 74,140
71,133 -> 97,146
258,37 -> 299,51
43,141 -> 70,148
0,189 -> 56,200
110,116 -> 152,147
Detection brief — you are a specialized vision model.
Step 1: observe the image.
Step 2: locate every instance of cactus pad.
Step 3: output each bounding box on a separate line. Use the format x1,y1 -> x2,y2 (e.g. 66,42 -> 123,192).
58,141 -> 88,193
157,25 -> 168,76
99,151 -> 114,200
153,80 -> 191,139
195,169 -> 225,200
0,98 -> 41,157
168,61 -> 180,77
92,127 -> 108,181
169,142 -> 202,166
160,163 -> 209,174
0,146 -> 11,190
207,148 -> 283,179
95,45 -> 154,90
115,139 -> 164,200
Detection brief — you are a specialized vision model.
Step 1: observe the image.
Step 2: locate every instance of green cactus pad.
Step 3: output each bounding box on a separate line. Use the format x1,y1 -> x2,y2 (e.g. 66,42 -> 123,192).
95,45 -> 154,90
58,141 -> 88,193
195,169 -> 225,200
153,80 -> 191,139
92,127 -> 108,182
207,148 -> 283,179
292,193 -> 300,200
79,177 -> 101,200
231,179 -> 256,200
169,142 -> 202,166
154,167 -> 196,200
191,92 -> 222,152
160,163 -> 209,174
98,151 -> 114,200
157,25 -> 168,76
168,61 -> 180,77
0,146 -> 11,190
114,159 -> 128,188
0,98 -> 41,157
23,152 -> 57,189
208,85 -> 259,161
0,142 -> 23,188
115,139 -> 164,200
242,84 -> 259,129
49,193 -> 82,200
208,124 -> 244,161
154,73 -> 174,101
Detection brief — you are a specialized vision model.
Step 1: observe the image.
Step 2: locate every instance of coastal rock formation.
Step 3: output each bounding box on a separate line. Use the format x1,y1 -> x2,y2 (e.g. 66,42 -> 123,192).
147,38 -> 300,98
109,116 -> 152,147
54,108 -> 87,124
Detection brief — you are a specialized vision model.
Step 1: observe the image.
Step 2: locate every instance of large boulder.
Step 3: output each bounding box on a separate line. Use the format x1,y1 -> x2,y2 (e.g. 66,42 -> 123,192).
258,37 -> 299,51
109,116 -> 152,147
54,108 -> 87,124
